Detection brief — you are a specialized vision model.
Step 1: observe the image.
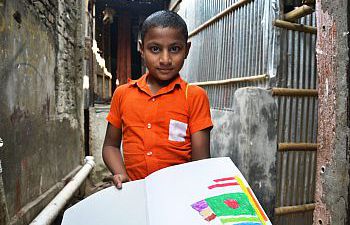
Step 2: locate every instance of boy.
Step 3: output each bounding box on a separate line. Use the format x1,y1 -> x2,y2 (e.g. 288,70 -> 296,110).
102,10 -> 213,189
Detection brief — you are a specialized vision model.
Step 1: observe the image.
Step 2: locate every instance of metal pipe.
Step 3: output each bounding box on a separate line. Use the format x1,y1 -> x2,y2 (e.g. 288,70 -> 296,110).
272,87 -> 318,97
284,5 -> 314,22
190,74 -> 268,86
29,156 -> 95,225
273,19 -> 317,34
278,143 -> 318,151
188,0 -> 252,38
275,203 -> 315,215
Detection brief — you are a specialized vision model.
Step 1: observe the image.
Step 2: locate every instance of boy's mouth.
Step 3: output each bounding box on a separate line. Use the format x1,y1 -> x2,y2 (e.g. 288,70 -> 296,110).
157,68 -> 173,73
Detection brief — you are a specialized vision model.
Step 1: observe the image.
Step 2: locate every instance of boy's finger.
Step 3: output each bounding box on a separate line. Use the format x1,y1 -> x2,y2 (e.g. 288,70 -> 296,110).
113,174 -> 123,189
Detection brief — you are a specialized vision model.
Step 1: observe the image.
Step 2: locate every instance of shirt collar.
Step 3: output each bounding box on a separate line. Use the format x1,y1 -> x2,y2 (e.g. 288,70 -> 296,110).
128,73 -> 187,96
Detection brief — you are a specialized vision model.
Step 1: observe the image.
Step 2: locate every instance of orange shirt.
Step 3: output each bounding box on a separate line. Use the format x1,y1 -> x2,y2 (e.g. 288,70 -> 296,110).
106,73 -> 213,180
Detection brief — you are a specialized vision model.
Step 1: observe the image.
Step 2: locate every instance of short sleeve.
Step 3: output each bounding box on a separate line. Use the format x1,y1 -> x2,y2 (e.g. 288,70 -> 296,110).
106,85 -> 126,129
188,86 -> 213,134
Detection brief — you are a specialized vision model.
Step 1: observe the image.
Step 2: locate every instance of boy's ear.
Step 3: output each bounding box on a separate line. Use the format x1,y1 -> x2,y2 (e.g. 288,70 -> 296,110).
185,42 -> 191,59
138,40 -> 144,58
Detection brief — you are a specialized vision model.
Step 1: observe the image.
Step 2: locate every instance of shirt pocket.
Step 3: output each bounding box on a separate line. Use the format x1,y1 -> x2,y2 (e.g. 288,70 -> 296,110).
168,119 -> 188,142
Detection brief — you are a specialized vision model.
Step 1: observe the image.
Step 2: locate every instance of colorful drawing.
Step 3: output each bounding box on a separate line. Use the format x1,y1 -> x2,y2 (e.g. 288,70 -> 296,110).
191,200 -> 216,221
208,176 -> 239,189
191,176 -> 269,225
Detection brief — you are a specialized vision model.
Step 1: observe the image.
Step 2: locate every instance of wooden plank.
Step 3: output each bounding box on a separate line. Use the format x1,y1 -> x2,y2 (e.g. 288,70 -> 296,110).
273,19 -> 317,34
272,88 -> 318,97
189,0 -> 252,38
116,14 -> 131,85
190,74 -> 268,86
170,0 -> 182,11
284,5 -> 314,22
275,203 -> 315,215
102,72 -> 105,99
278,143 -> 318,152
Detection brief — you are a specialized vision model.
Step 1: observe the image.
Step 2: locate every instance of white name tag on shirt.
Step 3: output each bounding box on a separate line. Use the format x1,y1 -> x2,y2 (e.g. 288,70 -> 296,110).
168,119 -> 188,142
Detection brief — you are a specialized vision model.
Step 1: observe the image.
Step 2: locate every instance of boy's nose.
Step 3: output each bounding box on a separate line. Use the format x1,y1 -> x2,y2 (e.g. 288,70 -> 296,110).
159,51 -> 172,65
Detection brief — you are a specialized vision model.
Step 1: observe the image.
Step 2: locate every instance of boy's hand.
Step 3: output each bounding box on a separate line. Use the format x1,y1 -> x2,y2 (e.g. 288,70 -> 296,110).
113,174 -> 130,189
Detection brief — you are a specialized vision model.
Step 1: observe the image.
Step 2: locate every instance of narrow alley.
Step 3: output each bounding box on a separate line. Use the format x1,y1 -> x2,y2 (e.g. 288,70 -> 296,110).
0,0 -> 349,225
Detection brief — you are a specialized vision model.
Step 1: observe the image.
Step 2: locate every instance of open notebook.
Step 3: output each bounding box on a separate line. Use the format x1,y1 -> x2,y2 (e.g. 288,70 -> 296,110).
62,157 -> 271,225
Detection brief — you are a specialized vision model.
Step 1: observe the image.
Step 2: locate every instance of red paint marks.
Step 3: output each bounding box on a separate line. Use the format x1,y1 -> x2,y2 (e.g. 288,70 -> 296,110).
247,188 -> 268,221
224,199 -> 239,209
208,182 -> 239,189
21,159 -> 27,171
213,177 -> 235,182
205,213 -> 216,221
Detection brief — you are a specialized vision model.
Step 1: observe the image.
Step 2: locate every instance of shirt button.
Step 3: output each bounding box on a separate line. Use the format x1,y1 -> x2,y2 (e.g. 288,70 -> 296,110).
146,151 -> 153,156
152,98 -> 155,102
147,123 -> 151,129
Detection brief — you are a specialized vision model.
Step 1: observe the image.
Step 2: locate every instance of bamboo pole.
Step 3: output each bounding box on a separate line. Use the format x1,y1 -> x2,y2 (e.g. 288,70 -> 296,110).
284,5 -> 314,22
190,74 -> 268,86
275,203 -> 315,215
273,19 -> 317,34
272,88 -> 318,97
170,0 -> 182,11
278,143 -> 318,152
189,0 -> 252,38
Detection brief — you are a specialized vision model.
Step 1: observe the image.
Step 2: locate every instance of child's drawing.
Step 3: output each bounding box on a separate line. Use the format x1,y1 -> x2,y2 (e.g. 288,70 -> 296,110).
191,176 -> 268,225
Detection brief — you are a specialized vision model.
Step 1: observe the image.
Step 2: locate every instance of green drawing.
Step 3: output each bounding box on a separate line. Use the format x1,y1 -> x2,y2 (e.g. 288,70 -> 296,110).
220,216 -> 261,223
205,193 -> 256,217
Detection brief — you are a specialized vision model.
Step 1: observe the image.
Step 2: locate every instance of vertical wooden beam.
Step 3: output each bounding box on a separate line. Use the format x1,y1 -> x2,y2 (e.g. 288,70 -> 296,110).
109,79 -> 112,98
102,73 -> 105,99
116,13 -> 131,86
103,24 -> 111,71
93,53 -> 97,97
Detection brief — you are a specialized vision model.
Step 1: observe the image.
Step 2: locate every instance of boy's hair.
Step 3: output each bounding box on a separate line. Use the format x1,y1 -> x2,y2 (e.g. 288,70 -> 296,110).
140,10 -> 188,43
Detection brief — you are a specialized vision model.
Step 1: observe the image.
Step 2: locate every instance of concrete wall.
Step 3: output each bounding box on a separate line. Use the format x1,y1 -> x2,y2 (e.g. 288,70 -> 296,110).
314,0 -> 350,224
211,87 -> 277,217
0,0 -> 85,224
89,105 -> 110,185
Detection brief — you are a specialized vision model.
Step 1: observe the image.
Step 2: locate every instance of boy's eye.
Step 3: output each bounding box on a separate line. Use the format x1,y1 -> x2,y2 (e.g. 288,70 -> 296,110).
150,46 -> 160,53
169,46 -> 180,53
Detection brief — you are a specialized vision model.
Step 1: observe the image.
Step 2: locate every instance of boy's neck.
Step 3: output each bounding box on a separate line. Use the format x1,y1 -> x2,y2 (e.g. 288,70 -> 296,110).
146,74 -> 178,95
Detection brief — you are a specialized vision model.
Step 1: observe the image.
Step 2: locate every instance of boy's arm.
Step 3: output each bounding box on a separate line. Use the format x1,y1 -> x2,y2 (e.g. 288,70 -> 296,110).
191,127 -> 211,160
102,123 -> 130,189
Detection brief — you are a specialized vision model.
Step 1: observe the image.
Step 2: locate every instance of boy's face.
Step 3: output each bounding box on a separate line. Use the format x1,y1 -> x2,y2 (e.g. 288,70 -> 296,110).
139,27 -> 191,83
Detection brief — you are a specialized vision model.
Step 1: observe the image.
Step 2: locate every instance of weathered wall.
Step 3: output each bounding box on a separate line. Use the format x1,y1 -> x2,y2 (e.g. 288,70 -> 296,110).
0,0 -> 85,224
211,87 -> 277,217
314,0 -> 350,224
89,105 -> 110,185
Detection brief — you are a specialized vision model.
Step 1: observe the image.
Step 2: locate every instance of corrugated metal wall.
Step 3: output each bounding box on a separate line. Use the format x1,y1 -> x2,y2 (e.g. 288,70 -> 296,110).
274,12 -> 318,225
171,0 -> 318,224
176,0 -> 279,110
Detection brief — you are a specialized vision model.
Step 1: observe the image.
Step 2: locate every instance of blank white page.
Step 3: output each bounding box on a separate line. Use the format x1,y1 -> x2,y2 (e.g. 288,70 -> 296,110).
61,179 -> 147,225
